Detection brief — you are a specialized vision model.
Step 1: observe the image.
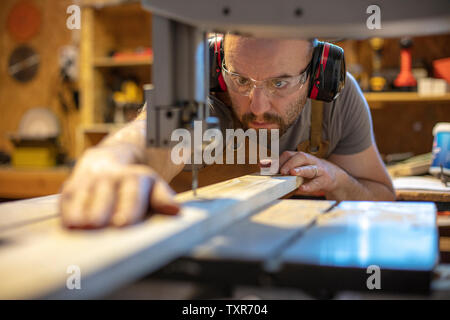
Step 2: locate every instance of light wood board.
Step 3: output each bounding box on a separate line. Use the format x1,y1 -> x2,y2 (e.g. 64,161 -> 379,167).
0,174 -> 302,299
0,195 -> 59,230
188,199 -> 335,264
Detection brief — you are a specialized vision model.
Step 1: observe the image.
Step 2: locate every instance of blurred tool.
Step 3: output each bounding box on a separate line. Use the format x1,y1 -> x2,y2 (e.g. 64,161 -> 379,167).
10,108 -> 61,168
394,37 -> 417,90
59,45 -> 79,83
8,45 -> 40,83
113,80 -> 144,123
369,37 -> 386,92
430,123 -> 450,185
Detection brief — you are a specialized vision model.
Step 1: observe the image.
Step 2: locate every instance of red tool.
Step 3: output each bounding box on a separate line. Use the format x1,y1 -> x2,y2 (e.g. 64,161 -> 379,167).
394,37 -> 417,88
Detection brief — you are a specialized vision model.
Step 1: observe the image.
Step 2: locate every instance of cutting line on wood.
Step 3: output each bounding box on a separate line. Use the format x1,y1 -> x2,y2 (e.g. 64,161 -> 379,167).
322,200 -> 341,213
263,200 -> 340,272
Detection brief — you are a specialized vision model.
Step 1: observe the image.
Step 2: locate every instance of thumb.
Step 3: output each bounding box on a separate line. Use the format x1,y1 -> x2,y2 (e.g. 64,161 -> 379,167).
149,178 -> 180,215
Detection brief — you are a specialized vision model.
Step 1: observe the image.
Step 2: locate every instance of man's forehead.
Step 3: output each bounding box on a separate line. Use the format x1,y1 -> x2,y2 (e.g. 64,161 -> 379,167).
223,35 -> 312,78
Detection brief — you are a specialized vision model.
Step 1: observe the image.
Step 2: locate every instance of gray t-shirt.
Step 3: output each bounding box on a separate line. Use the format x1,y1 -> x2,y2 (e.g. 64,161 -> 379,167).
209,72 -> 374,158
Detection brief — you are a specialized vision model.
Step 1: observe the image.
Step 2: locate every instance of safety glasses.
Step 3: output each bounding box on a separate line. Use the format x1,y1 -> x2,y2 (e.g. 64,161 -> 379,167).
221,59 -> 310,97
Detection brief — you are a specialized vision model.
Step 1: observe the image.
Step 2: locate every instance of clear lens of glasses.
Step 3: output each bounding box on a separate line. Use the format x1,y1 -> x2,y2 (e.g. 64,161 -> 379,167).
221,61 -> 309,97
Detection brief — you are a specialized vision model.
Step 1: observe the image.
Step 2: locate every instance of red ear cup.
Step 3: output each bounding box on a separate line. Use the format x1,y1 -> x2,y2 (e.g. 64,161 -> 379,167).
216,38 -> 227,92
209,35 -> 227,92
308,41 -> 346,102
218,72 -> 227,91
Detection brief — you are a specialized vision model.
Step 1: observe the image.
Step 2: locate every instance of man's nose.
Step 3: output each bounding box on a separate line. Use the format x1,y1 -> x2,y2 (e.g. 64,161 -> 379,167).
249,87 -> 271,116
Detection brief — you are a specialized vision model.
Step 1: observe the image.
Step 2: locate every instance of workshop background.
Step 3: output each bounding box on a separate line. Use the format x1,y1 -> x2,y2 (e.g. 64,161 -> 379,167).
0,0 -> 450,200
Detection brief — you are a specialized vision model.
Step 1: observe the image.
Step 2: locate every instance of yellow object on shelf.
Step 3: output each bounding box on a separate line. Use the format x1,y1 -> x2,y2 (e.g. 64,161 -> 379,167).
113,81 -> 143,104
370,76 -> 387,92
12,146 -> 57,168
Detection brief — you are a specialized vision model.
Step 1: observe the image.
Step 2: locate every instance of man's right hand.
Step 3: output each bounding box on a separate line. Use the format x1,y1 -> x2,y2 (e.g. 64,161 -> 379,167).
60,145 -> 180,229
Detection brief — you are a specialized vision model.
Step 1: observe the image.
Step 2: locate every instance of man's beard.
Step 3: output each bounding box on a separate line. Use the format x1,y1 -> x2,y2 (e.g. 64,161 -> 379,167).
233,92 -> 308,137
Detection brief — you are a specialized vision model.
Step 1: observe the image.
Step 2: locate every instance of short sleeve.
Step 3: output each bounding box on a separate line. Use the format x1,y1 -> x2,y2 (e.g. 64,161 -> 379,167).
331,73 -> 374,155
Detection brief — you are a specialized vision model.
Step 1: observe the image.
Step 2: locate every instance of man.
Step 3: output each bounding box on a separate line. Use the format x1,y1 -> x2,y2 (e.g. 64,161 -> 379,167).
61,35 -> 395,229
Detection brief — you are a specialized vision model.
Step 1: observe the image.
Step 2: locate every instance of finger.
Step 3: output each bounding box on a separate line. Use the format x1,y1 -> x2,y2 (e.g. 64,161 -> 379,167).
150,179 -> 180,215
279,151 -> 297,169
60,178 -> 75,195
60,188 -> 74,227
280,152 -> 314,175
126,164 -> 180,215
62,180 -> 93,228
289,165 -> 320,179
298,176 -> 326,193
85,178 -> 116,228
111,174 -> 154,227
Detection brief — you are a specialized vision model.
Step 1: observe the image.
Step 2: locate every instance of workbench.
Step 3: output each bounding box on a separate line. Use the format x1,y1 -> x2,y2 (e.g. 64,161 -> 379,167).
0,174 -> 447,299
393,176 -> 450,204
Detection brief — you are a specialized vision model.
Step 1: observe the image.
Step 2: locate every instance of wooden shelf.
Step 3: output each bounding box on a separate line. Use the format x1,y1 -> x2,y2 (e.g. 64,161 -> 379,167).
79,2 -> 152,156
93,57 -> 153,68
0,166 -> 71,199
81,123 -> 126,133
364,92 -> 450,103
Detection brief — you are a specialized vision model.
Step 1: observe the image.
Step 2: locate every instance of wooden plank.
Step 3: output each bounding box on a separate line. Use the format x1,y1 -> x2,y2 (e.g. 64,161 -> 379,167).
80,6 -> 95,127
396,190 -> 450,202
364,92 -> 450,104
387,153 -> 432,178
94,57 -> 152,67
188,199 -> 334,262
149,200 -> 334,285
0,195 -> 59,230
0,174 -> 302,299
393,176 -> 450,202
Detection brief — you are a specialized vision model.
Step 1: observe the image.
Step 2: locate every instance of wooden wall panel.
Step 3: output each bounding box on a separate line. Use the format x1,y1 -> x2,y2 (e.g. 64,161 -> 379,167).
371,102 -> 450,156
0,0 -> 79,159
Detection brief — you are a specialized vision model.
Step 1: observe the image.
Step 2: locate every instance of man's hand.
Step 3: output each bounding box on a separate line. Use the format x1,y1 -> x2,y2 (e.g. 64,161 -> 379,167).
279,151 -> 341,194
278,146 -> 396,201
60,145 -> 180,229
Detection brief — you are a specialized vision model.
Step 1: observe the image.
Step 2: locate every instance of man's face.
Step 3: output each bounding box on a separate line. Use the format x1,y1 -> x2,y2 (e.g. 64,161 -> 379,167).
223,35 -> 312,136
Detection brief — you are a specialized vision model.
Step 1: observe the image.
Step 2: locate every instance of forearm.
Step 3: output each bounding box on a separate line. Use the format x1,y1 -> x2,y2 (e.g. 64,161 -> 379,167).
325,166 -> 396,201
93,112 -> 184,182
99,119 -> 147,161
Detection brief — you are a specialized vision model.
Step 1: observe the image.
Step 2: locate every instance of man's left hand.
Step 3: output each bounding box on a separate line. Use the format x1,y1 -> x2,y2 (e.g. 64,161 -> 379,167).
279,151 -> 343,194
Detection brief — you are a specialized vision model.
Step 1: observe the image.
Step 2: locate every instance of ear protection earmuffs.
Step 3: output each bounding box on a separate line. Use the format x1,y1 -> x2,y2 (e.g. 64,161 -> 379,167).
209,35 -> 346,103
209,35 -> 227,93
307,40 -> 346,102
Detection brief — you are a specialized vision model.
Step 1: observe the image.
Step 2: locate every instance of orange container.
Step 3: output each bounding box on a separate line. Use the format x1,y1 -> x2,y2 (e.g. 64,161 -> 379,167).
433,58 -> 450,84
